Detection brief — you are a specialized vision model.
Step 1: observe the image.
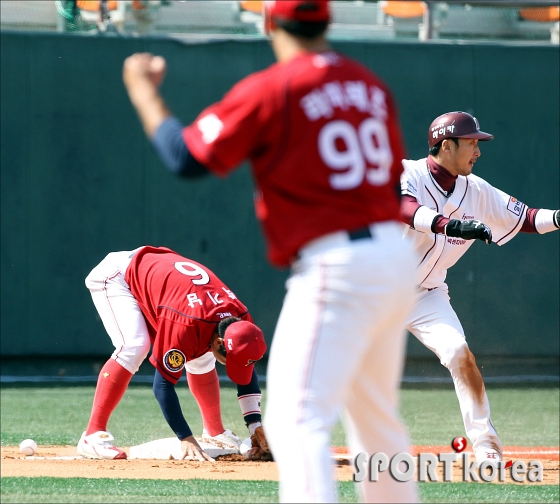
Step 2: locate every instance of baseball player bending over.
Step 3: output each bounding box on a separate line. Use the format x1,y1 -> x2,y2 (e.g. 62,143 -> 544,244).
400,111 -> 559,464
78,246 -> 271,461
122,1 -> 419,501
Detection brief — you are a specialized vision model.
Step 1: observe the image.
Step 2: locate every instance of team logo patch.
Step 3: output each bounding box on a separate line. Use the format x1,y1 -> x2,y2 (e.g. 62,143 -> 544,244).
507,196 -> 523,216
163,349 -> 186,373
401,180 -> 418,197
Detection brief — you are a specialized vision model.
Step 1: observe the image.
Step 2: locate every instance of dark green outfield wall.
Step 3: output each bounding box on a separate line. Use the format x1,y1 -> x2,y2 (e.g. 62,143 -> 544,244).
1,32 -> 558,359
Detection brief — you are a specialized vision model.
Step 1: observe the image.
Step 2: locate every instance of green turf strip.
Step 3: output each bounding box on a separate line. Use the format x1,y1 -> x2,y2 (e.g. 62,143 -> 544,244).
418,482 -> 560,503
1,386 -> 558,447
1,478 -> 559,503
0,477 -> 280,503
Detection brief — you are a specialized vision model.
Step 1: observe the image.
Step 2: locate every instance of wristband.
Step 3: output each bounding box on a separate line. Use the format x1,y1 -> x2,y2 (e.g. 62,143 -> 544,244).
413,206 -> 441,234
238,394 -> 262,420
535,209 -> 560,234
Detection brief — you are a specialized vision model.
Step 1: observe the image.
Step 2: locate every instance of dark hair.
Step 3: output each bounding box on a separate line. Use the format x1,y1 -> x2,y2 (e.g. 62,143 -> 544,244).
217,316 -> 241,338
214,317 -> 240,359
274,17 -> 328,38
429,137 -> 459,156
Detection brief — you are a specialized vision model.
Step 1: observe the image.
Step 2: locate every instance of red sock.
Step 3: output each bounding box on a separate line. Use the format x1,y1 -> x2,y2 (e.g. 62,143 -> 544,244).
86,359 -> 133,435
187,368 -> 224,436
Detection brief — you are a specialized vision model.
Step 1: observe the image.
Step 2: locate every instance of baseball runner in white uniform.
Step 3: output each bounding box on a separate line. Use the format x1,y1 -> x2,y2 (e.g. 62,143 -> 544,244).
400,111 -> 560,463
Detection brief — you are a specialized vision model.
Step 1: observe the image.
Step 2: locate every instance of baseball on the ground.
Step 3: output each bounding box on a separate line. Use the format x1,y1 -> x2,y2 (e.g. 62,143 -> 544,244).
19,439 -> 37,456
239,437 -> 252,456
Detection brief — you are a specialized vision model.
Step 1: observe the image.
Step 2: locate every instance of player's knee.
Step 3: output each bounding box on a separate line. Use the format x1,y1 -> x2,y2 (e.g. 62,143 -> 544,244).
84,270 -> 97,289
116,339 -> 151,373
137,338 -> 151,360
462,345 -> 477,368
442,339 -> 471,369
84,253 -> 116,289
84,264 -> 107,290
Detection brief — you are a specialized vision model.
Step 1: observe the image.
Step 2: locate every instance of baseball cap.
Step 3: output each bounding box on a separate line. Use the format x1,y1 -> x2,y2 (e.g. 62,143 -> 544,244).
428,111 -> 494,148
224,321 -> 267,385
264,0 -> 331,23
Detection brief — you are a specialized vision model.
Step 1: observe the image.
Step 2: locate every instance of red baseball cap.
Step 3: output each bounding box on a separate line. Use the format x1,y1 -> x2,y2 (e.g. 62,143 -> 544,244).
264,0 -> 331,23
224,321 -> 267,385
428,111 -> 494,148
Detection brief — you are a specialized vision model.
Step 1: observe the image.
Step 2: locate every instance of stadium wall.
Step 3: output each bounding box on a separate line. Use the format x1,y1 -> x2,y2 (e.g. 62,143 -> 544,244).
1,31 -> 558,358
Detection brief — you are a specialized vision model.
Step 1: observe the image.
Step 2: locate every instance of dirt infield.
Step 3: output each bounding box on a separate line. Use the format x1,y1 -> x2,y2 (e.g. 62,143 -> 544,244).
2,445 -> 558,484
0,445 -> 284,481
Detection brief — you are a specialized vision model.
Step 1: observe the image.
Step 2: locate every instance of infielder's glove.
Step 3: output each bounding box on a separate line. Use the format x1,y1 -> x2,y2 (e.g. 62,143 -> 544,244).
245,425 -> 273,461
445,219 -> 492,244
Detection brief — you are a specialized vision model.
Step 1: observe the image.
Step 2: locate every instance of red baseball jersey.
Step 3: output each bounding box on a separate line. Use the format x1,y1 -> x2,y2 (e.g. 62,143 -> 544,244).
184,51 -> 407,267
124,246 -> 253,383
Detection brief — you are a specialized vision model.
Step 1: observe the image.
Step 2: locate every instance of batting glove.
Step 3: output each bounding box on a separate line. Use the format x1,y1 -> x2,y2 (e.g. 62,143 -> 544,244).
244,423 -> 273,461
445,219 -> 492,244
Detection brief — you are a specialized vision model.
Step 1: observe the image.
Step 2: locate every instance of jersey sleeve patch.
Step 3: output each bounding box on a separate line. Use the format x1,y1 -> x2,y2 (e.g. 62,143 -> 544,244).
507,196 -> 524,216
196,113 -> 224,144
163,349 -> 186,373
401,179 -> 418,197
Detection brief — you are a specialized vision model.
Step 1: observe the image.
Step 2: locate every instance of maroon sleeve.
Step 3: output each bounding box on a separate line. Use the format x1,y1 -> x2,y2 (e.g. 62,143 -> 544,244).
400,195 -> 420,227
520,208 -> 539,233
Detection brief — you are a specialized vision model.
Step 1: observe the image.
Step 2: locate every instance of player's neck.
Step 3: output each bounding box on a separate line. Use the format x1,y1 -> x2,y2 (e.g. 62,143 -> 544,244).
271,30 -> 330,63
428,156 -> 457,193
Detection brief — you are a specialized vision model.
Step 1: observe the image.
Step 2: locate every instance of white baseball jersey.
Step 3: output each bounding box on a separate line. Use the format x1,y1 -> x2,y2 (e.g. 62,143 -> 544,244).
401,158 -> 527,289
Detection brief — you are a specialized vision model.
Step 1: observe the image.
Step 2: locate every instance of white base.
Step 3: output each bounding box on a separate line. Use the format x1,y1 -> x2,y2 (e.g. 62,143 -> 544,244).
129,437 -> 239,460
130,437 -> 353,462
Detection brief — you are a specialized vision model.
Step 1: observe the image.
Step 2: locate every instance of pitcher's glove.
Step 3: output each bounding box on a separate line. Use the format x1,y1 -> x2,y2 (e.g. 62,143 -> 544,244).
245,423 -> 273,461
445,219 -> 492,244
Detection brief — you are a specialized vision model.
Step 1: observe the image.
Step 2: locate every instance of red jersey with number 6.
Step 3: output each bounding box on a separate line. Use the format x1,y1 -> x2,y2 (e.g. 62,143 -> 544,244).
184,51 -> 407,267
124,246 -> 252,384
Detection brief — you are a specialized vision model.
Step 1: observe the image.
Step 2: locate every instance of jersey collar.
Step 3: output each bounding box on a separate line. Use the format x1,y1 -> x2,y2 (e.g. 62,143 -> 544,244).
427,157 -> 457,197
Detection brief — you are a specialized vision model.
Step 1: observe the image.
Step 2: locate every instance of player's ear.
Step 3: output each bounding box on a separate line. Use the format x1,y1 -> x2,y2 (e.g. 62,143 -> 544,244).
210,332 -> 223,348
212,336 -> 227,361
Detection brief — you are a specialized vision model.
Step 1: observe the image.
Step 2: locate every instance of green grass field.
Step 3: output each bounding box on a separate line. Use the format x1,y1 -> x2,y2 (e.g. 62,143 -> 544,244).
1,383 -> 559,503
1,384 -> 558,447
1,477 -> 558,503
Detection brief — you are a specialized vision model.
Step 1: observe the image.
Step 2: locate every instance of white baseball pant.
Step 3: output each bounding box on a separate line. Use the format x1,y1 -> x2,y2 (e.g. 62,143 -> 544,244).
407,287 -> 502,455
265,222 -> 419,503
85,247 -> 216,375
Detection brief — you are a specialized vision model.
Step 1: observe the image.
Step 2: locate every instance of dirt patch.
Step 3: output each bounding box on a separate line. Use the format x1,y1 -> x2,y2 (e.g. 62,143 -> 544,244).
0,445 -> 352,481
1,446 -> 558,485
